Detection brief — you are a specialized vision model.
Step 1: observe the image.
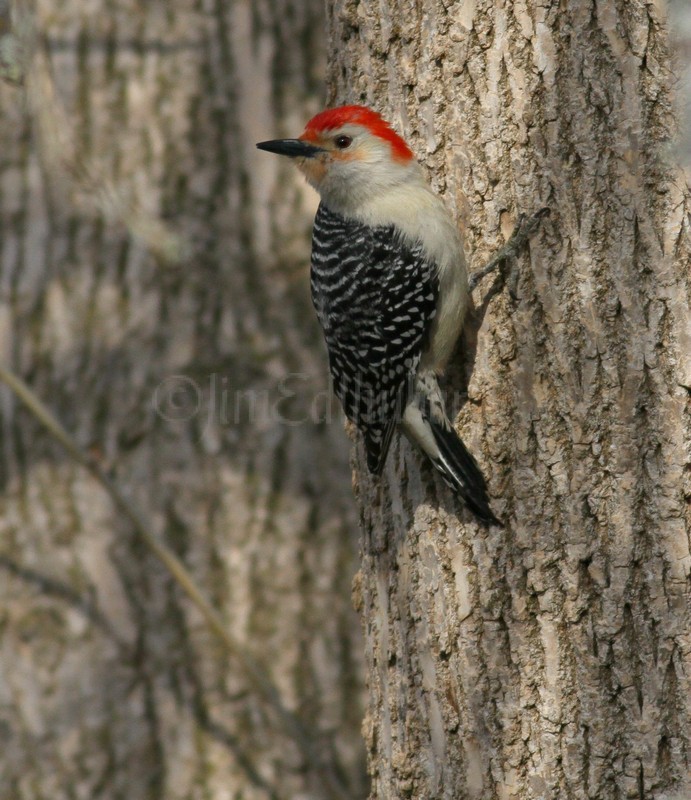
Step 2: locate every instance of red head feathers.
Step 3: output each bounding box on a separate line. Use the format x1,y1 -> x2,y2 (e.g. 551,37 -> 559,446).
302,105 -> 414,163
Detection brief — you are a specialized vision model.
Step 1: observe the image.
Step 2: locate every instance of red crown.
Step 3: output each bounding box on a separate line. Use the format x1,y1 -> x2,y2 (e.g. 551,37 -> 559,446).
302,105 -> 413,162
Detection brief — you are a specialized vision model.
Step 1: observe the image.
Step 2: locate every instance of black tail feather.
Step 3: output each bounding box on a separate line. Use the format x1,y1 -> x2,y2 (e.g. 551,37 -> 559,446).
427,415 -> 502,526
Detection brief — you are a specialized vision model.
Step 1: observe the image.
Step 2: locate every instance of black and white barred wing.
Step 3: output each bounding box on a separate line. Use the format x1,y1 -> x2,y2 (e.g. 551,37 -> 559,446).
310,203 -> 438,474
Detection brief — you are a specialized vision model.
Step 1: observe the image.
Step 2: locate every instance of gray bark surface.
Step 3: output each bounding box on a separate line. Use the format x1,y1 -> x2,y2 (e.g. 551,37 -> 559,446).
325,1 -> 691,798
0,1 -> 366,798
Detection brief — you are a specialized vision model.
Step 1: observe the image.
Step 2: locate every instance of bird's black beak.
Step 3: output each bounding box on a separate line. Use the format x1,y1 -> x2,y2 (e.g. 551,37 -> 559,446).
256,139 -> 323,158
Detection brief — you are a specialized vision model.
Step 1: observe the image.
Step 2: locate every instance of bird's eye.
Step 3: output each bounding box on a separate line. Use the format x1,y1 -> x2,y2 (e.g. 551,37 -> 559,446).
334,135 -> 353,149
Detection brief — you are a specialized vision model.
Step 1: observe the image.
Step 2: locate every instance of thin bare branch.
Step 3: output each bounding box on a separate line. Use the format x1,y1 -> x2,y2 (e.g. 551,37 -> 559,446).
468,207 -> 550,292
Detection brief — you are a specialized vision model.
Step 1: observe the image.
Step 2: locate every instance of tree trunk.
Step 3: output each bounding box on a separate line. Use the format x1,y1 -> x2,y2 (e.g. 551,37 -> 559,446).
326,1 -> 691,798
0,2 -> 366,799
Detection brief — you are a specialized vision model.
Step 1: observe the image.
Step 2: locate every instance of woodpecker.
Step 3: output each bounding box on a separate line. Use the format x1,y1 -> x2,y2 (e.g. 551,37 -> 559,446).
257,105 -> 500,524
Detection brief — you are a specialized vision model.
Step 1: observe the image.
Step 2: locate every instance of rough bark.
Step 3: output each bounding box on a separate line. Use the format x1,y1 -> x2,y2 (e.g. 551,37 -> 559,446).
0,2 -> 366,799
325,1 -> 691,798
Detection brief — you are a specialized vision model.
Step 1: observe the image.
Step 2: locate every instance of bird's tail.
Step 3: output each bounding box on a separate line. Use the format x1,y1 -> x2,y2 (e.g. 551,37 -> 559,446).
402,373 -> 501,526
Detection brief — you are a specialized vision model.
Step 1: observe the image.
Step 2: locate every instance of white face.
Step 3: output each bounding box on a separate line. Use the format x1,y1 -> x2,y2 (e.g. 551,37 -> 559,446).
295,124 -> 419,212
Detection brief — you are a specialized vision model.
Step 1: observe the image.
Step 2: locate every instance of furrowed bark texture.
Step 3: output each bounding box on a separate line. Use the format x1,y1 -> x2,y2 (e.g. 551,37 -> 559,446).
0,2 -> 366,799
326,1 -> 691,798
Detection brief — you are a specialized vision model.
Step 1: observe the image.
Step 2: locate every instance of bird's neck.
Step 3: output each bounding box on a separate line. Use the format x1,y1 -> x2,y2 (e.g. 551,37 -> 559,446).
317,160 -> 426,222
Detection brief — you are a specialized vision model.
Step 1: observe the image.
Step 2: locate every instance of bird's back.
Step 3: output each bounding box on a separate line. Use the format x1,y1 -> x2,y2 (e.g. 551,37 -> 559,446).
310,202 -> 438,472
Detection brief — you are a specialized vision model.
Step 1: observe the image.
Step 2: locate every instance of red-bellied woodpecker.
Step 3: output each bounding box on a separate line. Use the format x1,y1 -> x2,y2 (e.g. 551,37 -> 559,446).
257,105 -> 500,525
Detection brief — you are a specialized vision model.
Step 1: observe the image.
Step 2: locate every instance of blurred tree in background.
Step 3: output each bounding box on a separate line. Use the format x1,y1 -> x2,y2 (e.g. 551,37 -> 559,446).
0,1 -> 366,798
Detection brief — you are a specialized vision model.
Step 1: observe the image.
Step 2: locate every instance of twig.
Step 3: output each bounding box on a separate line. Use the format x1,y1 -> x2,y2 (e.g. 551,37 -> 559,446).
0,361 -> 350,800
469,207 -> 550,292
